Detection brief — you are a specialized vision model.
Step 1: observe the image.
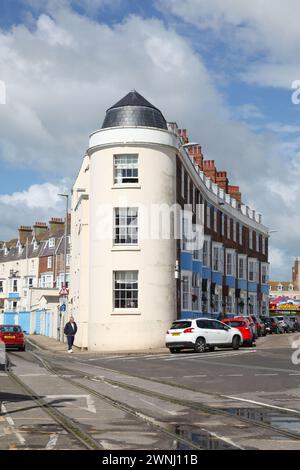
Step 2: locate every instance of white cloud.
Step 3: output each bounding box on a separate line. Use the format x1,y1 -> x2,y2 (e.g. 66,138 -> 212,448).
0,181 -> 68,240
158,0 -> 300,88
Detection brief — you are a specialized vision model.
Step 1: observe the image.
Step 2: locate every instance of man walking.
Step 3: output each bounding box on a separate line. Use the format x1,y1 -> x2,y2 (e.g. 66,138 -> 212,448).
64,315 -> 77,353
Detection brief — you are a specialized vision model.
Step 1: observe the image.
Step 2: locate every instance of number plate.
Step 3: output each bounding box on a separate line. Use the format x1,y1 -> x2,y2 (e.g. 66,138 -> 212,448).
4,335 -> 15,339
171,332 -> 181,336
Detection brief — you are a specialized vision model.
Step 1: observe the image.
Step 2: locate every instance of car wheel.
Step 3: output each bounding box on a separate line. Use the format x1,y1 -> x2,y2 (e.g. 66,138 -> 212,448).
232,336 -> 240,350
169,348 -> 180,354
194,338 -> 206,353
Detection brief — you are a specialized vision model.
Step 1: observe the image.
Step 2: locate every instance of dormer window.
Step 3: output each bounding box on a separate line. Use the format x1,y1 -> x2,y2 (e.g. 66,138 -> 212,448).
33,241 -> 38,251
49,238 -> 55,248
18,245 -> 23,255
277,284 -> 282,291
4,247 -> 8,256
288,284 -> 294,291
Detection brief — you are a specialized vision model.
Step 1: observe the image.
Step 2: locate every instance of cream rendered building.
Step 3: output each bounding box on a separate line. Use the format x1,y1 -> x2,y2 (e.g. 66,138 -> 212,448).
71,92 -> 177,351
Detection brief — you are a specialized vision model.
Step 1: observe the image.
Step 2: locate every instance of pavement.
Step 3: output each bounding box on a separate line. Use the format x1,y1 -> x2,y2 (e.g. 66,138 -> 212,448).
26,334 -> 169,356
26,331 -> 300,356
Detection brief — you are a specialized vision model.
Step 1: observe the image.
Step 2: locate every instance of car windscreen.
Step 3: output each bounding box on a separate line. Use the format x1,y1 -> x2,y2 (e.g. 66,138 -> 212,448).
225,321 -> 245,327
170,321 -> 192,330
0,326 -> 21,333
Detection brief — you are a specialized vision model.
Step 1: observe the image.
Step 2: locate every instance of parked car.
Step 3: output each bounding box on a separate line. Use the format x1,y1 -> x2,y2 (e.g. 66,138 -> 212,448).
289,316 -> 300,332
250,315 -> 266,337
247,316 -> 258,340
0,325 -> 25,351
274,316 -> 292,333
283,317 -> 296,333
165,318 -> 243,354
260,317 -> 277,334
270,317 -> 286,334
222,317 -> 255,346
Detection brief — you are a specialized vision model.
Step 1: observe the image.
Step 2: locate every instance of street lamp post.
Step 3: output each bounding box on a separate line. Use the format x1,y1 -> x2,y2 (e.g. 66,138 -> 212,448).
58,193 -> 69,342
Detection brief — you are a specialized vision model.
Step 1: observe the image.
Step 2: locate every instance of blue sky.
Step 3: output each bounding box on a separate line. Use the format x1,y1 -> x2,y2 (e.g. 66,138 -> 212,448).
0,0 -> 299,279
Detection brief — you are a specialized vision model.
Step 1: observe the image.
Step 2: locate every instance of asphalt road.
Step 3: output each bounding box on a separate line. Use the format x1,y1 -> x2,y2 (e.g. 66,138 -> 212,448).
1,333 -> 300,450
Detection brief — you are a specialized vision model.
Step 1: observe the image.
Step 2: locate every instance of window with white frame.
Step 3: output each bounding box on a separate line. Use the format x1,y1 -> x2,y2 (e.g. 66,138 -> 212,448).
233,221 -> 237,242
249,230 -> 253,250
239,224 -> 243,245
206,203 -> 211,229
248,259 -> 257,282
192,272 -> 201,311
248,293 -> 257,316
277,284 -> 282,291
226,291 -> 235,313
182,273 -> 191,310
213,285 -> 222,313
192,224 -> 200,260
256,232 -> 260,252
262,236 -> 266,255
221,213 -> 225,236
66,254 -> 71,267
47,256 -> 52,269
114,154 -> 138,184
227,217 -> 231,239
212,244 -> 223,272
181,166 -> 185,198
202,240 -> 210,267
40,274 -> 53,288
261,264 -> 269,284
226,250 -> 236,277
12,279 -> 18,293
114,271 -> 138,309
114,208 -> 138,245
57,273 -> 70,289
214,209 -> 218,232
49,238 -> 55,248
238,256 -> 246,280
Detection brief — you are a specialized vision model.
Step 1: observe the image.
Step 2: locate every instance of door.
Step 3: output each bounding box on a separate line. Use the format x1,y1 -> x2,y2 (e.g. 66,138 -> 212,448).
196,319 -> 217,344
211,320 -> 232,344
18,312 -> 30,334
35,310 -> 41,335
3,312 -> 16,325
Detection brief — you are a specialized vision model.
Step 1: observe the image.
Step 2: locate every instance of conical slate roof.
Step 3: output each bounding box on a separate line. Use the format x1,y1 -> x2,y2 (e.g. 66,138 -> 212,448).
101,91 -> 168,130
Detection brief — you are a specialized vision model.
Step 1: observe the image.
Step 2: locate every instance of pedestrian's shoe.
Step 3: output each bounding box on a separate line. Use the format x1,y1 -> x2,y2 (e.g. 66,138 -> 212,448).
68,349 -> 73,353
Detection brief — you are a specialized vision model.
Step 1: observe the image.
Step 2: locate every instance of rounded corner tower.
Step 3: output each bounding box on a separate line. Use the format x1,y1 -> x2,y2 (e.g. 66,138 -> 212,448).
87,91 -> 178,352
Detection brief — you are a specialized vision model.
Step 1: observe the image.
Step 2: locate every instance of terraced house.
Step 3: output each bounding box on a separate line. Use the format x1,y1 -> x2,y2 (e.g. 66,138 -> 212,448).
71,91 -> 270,351
0,217 -> 70,336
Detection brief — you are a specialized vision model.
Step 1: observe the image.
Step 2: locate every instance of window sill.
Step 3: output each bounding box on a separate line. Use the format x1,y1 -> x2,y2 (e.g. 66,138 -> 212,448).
111,246 -> 141,252
112,184 -> 141,189
111,310 -> 141,316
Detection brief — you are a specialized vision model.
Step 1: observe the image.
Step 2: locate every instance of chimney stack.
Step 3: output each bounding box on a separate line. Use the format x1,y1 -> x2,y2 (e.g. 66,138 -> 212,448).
18,226 -> 32,245
33,222 -> 48,238
49,217 -> 64,234
216,171 -> 229,192
228,185 -> 242,202
203,160 -> 217,183
187,145 -> 204,170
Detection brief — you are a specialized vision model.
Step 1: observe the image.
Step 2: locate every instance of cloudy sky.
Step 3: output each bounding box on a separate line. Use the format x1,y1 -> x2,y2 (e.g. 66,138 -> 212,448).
0,0 -> 299,279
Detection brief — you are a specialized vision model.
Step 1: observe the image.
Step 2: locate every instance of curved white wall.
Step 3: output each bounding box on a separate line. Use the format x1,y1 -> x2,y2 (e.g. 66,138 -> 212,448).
88,129 -> 177,351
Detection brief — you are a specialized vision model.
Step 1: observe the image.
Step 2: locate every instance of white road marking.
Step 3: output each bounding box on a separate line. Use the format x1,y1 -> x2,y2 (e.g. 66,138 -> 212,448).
46,395 -> 96,414
222,395 -> 300,415
46,433 -> 59,449
139,398 -> 178,416
289,374 -> 300,376
183,375 -> 208,378
254,373 -> 278,376
220,374 -> 244,377
1,403 -> 26,445
200,428 -> 244,450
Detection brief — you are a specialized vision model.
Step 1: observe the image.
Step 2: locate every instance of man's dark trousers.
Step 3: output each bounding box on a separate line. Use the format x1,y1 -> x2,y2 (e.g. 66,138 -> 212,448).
67,335 -> 74,350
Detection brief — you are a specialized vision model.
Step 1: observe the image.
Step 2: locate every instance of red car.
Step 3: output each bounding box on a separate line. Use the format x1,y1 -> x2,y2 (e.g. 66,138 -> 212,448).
223,317 -> 255,346
0,325 -> 25,351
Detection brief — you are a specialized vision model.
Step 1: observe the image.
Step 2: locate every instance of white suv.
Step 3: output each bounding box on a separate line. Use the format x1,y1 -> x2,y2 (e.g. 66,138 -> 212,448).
165,318 -> 243,354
